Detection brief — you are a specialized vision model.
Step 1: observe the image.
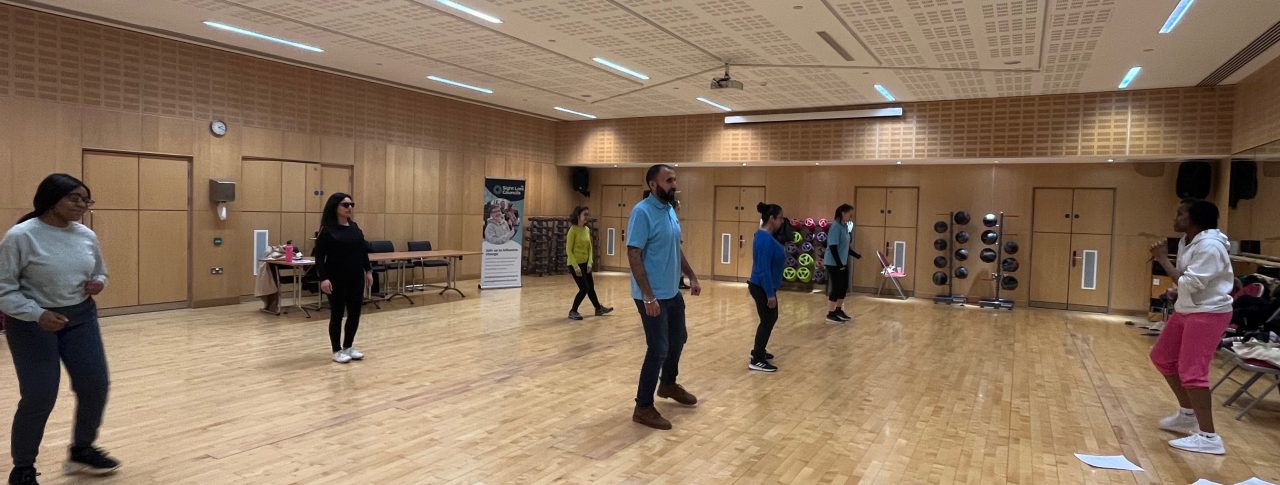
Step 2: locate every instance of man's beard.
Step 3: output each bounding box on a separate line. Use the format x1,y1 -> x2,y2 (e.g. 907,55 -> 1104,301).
654,186 -> 677,204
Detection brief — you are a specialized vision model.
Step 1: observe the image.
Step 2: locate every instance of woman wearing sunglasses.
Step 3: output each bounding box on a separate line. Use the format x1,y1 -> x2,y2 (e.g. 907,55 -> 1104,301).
314,193 -> 373,364
1,174 -> 121,483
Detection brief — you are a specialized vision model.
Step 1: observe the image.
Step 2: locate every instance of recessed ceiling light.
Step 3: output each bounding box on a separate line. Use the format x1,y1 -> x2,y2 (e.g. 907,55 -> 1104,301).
1159,0 -> 1195,34
815,162 -> 820,165
427,75 -> 493,94
741,163 -> 747,166
896,160 -> 902,165
1003,60 -> 1021,65
436,0 -> 503,24
696,97 -> 732,112
673,163 -> 680,167
1144,48 -> 1155,52
554,107 -> 597,119
794,5 -> 804,9
994,160 -> 1000,164
592,57 -> 649,80
873,84 -> 896,102
1107,158 -> 1115,163
202,21 -> 323,52
1118,66 -> 1142,89
613,164 -> 618,168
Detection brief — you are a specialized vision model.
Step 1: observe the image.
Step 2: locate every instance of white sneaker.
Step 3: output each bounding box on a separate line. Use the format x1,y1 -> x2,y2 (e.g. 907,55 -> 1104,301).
344,347 -> 364,360
332,350 -> 352,363
1169,433 -> 1226,455
1158,411 -> 1199,435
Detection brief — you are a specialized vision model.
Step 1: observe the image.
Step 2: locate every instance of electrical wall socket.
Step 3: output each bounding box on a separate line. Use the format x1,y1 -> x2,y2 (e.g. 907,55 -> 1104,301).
210,267 -> 224,275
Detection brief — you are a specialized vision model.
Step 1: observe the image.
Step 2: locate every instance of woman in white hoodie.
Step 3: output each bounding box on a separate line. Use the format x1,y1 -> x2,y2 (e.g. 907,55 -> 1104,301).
1149,199 -> 1234,455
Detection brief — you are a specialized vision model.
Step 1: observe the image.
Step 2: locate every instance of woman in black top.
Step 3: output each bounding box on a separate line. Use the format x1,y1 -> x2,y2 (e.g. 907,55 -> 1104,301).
313,193 -> 372,364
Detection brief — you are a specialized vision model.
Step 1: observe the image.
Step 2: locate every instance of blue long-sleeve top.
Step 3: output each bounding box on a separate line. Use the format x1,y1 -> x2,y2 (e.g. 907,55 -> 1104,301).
749,228 -> 786,297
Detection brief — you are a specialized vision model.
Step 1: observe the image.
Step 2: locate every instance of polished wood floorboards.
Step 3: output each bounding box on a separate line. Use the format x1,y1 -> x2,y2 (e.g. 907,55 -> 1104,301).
1,273 -> 1278,484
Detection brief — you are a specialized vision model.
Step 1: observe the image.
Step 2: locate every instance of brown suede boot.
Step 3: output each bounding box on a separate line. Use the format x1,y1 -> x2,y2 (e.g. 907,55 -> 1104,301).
632,405 -> 672,430
656,383 -> 698,406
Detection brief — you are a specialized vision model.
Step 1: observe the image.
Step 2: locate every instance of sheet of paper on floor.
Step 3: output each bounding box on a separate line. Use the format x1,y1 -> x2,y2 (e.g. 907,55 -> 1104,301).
1074,453 -> 1144,472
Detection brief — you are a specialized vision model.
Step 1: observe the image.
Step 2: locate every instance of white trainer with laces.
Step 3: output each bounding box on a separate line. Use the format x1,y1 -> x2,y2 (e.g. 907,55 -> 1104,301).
332,350 -> 352,363
1169,433 -> 1226,455
1158,411 -> 1199,435
345,347 -> 364,360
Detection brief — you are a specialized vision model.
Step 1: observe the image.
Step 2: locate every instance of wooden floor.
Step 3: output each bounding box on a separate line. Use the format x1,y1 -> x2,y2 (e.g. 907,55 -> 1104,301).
1,273 -> 1278,484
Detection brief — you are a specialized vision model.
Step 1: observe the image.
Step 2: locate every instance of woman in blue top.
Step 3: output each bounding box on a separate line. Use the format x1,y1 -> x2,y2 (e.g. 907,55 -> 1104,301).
747,202 -> 786,372
824,204 -> 856,323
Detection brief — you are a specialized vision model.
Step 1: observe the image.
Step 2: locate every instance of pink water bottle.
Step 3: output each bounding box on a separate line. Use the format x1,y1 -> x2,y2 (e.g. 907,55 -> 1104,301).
284,241 -> 294,263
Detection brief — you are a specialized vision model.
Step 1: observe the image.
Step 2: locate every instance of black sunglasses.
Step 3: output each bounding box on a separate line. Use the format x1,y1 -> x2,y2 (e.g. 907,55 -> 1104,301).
340,202 -> 355,208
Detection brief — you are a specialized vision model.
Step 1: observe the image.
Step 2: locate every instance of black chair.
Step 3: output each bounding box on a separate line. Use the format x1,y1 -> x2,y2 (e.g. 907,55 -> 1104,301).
407,240 -> 448,291
367,240 -> 401,305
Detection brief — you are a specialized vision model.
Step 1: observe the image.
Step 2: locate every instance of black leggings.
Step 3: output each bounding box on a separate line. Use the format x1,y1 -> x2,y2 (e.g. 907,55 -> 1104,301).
826,265 -> 849,302
570,263 -> 602,312
748,283 -> 778,360
328,276 -> 364,352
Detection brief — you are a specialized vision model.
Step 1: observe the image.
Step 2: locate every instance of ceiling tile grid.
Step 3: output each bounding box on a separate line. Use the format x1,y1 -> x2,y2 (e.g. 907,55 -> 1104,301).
25,0 -> 1280,120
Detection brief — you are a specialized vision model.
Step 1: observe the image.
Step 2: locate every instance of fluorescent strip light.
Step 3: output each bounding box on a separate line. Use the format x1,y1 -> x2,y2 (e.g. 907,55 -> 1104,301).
554,107 -> 597,119
591,57 -> 649,80
1159,0 -> 1195,33
436,0 -> 503,24
427,75 -> 493,94
873,84 -> 896,101
1118,66 -> 1142,89
725,107 -> 902,124
696,97 -> 732,112
203,21 -> 323,52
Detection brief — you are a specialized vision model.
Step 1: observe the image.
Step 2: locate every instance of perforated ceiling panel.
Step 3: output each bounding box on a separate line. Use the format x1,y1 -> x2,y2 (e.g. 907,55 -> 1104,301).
20,0 -> 1280,119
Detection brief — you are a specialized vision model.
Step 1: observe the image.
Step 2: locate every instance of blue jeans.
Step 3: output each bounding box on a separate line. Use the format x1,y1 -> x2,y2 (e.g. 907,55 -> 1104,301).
634,293 -> 687,407
5,298 -> 110,468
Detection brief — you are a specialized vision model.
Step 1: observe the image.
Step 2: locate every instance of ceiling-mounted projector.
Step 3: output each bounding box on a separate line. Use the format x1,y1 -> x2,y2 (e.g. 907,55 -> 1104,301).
710,64 -> 743,90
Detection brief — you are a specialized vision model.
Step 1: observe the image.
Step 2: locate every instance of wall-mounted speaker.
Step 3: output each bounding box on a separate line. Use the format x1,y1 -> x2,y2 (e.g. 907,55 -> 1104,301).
1176,160 -> 1213,199
571,167 -> 589,196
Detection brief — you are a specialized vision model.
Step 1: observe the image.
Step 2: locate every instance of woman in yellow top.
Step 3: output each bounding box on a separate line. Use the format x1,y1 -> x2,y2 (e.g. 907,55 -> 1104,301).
566,206 -> 613,321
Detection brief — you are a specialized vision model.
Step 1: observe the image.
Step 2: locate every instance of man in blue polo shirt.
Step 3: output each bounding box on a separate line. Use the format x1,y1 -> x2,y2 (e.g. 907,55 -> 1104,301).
628,164 -> 701,430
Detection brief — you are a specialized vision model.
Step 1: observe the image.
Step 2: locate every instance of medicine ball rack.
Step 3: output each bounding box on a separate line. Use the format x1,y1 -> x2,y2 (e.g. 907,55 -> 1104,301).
978,211 -> 1018,311
932,211 -> 967,306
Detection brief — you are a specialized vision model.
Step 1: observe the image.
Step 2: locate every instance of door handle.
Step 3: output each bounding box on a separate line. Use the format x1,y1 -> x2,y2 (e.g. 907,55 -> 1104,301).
739,234 -> 744,248
1073,214 -> 1080,219
880,209 -> 885,214
1064,213 -> 1071,219
886,209 -> 892,214
1072,250 -> 1080,267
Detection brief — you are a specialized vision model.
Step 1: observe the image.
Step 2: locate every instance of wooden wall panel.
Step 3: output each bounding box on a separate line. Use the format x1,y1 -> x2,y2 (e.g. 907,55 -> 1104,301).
558,88 -> 1236,166
320,136 -> 355,166
240,160 -> 282,212
354,141 -> 387,213
3,98 -> 82,208
413,148 -> 441,214
138,157 -> 189,211
82,108 -> 142,152
385,144 -> 415,214
141,116 -> 196,155
83,152 -> 139,210
1234,55 -> 1280,152
240,127 -> 284,159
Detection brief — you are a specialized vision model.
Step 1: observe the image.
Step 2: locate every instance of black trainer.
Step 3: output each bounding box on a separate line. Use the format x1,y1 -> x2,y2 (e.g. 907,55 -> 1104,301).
595,306 -> 614,316
65,446 -> 120,476
763,351 -> 774,360
7,467 -> 38,485
568,310 -> 584,321
825,311 -> 844,324
835,308 -> 852,321
748,359 -> 778,372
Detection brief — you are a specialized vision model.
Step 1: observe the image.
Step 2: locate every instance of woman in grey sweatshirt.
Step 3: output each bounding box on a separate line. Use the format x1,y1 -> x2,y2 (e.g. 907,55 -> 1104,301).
0,174 -> 120,483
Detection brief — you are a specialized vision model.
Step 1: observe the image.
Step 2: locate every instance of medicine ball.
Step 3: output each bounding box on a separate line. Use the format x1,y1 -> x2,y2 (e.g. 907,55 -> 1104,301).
982,213 -> 998,227
1000,275 -> 1019,290
979,248 -> 998,263
954,248 -> 969,261
954,266 -> 969,279
1003,240 -> 1019,255
981,230 -> 999,245
1000,257 -> 1020,273
933,256 -> 948,268
933,238 -> 948,251
932,271 -> 949,285
933,221 -> 948,233
953,211 -> 971,225
955,231 -> 970,244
